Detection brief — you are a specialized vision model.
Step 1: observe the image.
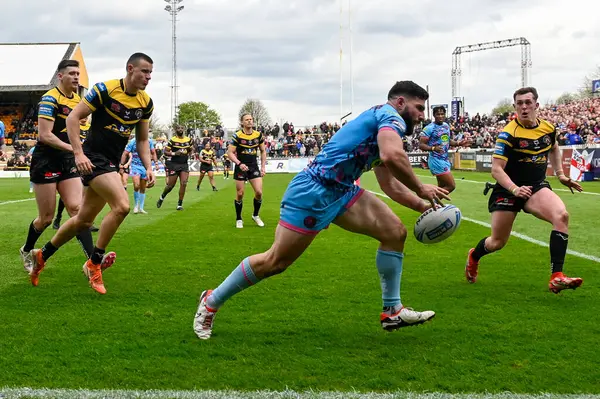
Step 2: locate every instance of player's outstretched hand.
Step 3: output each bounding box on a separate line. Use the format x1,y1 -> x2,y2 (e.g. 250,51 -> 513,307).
146,169 -> 156,188
75,153 -> 95,175
514,186 -> 533,199
559,175 -> 583,193
417,184 -> 450,209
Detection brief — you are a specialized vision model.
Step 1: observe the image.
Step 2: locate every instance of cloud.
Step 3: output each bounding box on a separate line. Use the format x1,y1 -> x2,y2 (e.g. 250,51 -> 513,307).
1,0 -> 600,129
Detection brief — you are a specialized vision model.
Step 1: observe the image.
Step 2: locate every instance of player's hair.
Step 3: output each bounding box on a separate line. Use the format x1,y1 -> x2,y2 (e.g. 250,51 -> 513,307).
513,87 -> 538,101
57,59 -> 79,73
432,106 -> 446,115
388,81 -> 429,101
240,113 -> 252,122
127,52 -> 154,68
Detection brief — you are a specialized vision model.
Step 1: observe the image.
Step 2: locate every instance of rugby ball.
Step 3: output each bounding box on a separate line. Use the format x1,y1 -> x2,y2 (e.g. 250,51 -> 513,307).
414,204 -> 462,244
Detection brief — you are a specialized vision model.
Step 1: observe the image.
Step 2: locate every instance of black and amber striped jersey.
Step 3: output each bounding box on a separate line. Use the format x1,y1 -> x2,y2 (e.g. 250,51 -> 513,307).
82,79 -> 153,165
231,129 -> 264,165
36,87 -> 81,158
493,118 -> 556,186
166,135 -> 192,164
200,149 -> 216,164
80,118 -> 91,142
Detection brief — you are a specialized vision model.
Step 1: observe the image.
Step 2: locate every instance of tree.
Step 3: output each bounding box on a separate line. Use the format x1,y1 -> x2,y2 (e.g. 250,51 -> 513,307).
148,114 -> 167,138
578,65 -> 600,99
491,98 -> 513,115
175,101 -> 222,131
239,99 -> 271,128
556,92 -> 578,105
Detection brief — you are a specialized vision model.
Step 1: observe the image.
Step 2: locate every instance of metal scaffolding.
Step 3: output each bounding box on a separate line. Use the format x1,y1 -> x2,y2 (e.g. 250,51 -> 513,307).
451,37 -> 531,99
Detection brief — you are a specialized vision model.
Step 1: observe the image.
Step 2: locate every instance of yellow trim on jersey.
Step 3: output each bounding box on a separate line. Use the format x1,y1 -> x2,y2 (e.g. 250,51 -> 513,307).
39,115 -> 55,121
105,107 -> 139,125
83,97 -> 96,112
513,145 -> 552,155
493,154 -> 508,161
497,139 -> 512,147
39,101 -> 57,108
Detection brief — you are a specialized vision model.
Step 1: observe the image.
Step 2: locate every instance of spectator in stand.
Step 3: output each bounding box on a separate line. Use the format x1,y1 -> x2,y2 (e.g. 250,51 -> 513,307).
0,119 -> 5,157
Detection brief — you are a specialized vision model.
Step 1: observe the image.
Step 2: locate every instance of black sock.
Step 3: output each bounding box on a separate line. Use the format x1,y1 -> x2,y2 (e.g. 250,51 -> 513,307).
472,237 -> 490,261
41,241 -> 59,261
253,198 -> 262,217
235,200 -> 243,220
55,199 -> 65,220
550,230 -> 568,274
90,247 -> 105,265
75,229 -> 94,259
24,221 -> 44,252
178,199 -> 183,206
161,185 -> 173,199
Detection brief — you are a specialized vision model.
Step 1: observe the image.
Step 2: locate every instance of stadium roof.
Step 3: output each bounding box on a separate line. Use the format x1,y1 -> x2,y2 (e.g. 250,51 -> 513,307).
0,42 -> 90,92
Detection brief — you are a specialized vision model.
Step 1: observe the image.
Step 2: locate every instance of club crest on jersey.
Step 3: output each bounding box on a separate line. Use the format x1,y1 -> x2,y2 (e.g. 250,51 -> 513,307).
241,140 -> 247,144
543,135 -> 551,145
519,140 -> 528,148
135,109 -> 143,119
111,103 -> 121,113
62,106 -> 71,115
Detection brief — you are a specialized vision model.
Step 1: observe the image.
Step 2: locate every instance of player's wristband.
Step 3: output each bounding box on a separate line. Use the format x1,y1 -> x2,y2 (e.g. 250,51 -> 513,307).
509,185 -> 518,194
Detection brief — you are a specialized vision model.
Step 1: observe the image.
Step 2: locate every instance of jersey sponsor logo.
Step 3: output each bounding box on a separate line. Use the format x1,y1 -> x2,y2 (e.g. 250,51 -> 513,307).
85,89 -> 98,103
41,95 -> 56,103
38,105 -> 54,117
110,103 -> 121,113
441,134 -> 449,142
519,140 -> 528,148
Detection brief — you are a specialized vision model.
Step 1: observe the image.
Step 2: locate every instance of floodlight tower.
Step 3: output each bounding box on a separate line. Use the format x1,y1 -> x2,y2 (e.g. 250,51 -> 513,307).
164,0 -> 184,126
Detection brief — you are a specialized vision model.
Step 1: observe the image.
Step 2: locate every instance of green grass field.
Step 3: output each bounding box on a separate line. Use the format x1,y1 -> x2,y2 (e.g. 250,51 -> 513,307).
0,170 -> 599,396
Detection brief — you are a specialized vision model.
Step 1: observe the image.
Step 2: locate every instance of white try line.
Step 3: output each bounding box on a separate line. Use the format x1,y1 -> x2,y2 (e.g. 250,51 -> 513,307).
0,388 -> 598,399
0,198 -> 35,206
414,172 -> 600,196
368,190 -> 600,264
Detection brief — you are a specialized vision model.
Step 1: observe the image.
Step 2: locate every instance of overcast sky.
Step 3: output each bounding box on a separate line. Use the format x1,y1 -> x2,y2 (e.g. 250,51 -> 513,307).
3,0 -> 600,129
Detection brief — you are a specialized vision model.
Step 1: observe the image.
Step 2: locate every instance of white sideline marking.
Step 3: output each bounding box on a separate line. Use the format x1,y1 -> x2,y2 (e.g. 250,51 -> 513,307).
0,198 -> 35,206
368,190 -> 600,264
1,388 -> 598,399
414,173 -> 600,196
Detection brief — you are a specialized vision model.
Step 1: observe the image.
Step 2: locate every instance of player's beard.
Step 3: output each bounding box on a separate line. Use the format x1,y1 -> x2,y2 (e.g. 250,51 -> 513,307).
400,110 -> 415,136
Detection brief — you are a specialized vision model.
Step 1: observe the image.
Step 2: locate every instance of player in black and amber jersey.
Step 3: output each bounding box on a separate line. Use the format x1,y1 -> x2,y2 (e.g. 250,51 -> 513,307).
20,60 -> 101,276
157,125 -> 193,210
466,87 -> 583,294
196,142 -> 218,192
53,117 -> 100,232
30,53 -> 155,295
222,152 -> 231,179
228,113 -> 267,228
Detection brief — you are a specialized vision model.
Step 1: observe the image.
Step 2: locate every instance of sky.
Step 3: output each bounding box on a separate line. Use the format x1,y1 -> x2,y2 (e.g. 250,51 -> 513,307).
2,0 -> 600,130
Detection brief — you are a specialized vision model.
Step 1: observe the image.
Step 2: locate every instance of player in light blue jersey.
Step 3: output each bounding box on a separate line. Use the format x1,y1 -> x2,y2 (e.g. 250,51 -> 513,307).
28,145 -> 36,193
193,81 -> 450,340
121,137 -> 158,214
419,106 -> 470,193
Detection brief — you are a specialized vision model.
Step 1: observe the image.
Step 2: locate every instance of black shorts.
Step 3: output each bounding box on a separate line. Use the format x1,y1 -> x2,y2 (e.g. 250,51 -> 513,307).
234,163 -> 261,181
488,181 -> 552,213
223,160 -> 231,168
166,161 -> 189,176
200,163 -> 214,173
81,152 -> 119,187
29,155 -> 79,184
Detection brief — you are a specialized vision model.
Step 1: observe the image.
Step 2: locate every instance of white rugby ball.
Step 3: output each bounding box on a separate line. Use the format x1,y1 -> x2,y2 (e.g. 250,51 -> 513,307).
414,204 -> 462,244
